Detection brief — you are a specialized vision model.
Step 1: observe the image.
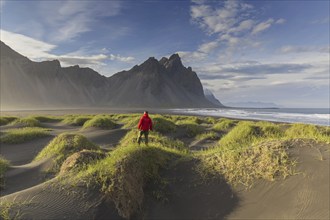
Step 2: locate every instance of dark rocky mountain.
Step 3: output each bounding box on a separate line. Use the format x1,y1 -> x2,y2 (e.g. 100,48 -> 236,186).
0,41 -> 219,109
204,88 -> 224,107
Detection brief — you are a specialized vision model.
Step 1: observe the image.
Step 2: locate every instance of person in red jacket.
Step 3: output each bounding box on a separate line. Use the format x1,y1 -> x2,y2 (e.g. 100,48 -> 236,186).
137,111 -> 153,145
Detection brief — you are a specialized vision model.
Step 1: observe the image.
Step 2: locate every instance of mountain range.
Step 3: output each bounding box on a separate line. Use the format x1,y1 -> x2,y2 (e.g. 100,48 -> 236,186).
0,41 -> 223,109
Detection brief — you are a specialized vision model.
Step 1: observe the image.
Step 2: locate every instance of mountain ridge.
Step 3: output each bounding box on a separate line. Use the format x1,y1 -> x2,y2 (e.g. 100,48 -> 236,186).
0,41 -> 221,109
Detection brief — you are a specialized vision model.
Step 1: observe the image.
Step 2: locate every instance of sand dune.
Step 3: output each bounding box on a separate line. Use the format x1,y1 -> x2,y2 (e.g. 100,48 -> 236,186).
1,158 -> 53,196
0,115 -> 329,219
228,140 -> 329,219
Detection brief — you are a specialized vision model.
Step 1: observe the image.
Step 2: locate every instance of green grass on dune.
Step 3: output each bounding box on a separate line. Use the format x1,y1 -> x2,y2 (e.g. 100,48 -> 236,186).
152,116 -> 177,134
212,118 -> 237,132
285,123 -> 330,143
118,129 -> 187,151
62,115 -> 93,126
177,122 -> 205,138
0,117 -> 18,126
0,127 -> 51,144
73,131 -> 188,219
82,115 -> 118,129
10,117 -> 41,127
34,133 -> 100,173
0,156 -> 10,190
197,121 -> 329,187
196,131 -> 218,141
30,115 -> 63,123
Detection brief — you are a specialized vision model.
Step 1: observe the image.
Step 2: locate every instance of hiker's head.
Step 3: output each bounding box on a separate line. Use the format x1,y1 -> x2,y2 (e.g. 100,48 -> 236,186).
144,111 -> 148,115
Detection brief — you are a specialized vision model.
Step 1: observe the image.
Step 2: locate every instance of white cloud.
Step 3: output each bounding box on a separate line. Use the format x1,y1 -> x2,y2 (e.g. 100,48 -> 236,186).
280,45 -> 330,54
1,29 -> 135,69
198,41 -> 219,53
109,54 -> 135,62
37,1 -> 122,42
275,18 -> 286,24
251,19 -> 274,35
184,0 -> 286,64
0,29 -> 56,59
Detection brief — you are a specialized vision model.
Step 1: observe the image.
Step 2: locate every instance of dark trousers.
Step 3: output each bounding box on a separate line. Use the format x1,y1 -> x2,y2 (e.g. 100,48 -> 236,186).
137,130 -> 149,145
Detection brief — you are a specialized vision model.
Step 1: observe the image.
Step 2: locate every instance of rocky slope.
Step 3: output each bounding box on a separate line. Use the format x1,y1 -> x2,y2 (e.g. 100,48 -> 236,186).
0,41 -> 218,109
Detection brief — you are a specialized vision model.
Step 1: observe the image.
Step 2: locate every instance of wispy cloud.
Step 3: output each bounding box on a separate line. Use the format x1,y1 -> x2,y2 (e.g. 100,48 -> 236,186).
182,0 -> 285,63
311,16 -> 330,24
1,29 -> 135,68
196,61 -> 312,81
280,45 -> 330,54
0,0 -> 5,12
37,1 -> 122,42
0,29 -> 56,59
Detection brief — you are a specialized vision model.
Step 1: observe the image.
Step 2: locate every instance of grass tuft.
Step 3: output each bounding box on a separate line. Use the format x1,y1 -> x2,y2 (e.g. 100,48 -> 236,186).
74,136 -> 187,219
0,117 -> 18,126
153,116 -> 177,134
285,123 -> 330,143
212,118 -> 236,132
60,150 -> 106,174
0,127 -> 51,144
83,115 -> 118,129
35,133 -> 99,173
30,115 -> 63,123
0,156 -> 10,190
62,115 -> 93,126
196,131 -> 218,141
11,117 -> 41,127
198,139 -> 294,187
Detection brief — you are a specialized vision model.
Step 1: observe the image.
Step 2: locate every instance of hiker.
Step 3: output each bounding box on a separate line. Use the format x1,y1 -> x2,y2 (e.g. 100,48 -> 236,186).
137,111 -> 153,145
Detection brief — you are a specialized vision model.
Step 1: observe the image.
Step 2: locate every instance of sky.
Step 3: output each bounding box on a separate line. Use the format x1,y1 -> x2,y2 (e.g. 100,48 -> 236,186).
0,0 -> 329,108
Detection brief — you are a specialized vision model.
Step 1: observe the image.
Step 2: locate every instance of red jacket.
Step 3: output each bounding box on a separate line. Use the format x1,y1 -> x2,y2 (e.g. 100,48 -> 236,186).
137,113 -> 153,131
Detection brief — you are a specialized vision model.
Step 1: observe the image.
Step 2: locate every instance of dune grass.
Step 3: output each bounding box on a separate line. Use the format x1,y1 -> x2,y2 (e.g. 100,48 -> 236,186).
0,156 -> 10,190
285,123 -> 330,143
0,127 -> 51,144
152,116 -> 177,134
121,115 -> 141,129
34,133 -> 100,173
30,115 -> 63,123
177,122 -> 205,138
0,117 -> 18,126
72,131 -> 188,219
212,118 -> 237,132
62,115 -> 93,126
196,131 -> 218,141
10,117 -> 41,127
82,115 -> 118,129
197,121 -> 329,187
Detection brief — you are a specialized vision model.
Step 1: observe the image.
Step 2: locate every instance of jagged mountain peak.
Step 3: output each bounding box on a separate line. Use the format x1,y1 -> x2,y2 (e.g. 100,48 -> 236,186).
1,44 -> 218,109
164,53 -> 184,70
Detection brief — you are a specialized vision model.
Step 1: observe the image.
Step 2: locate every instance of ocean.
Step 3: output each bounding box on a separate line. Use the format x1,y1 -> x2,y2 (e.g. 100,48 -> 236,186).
170,108 -> 330,126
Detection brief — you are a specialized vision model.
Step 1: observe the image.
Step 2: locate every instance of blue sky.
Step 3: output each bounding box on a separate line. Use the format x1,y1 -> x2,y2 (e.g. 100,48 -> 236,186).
0,0 -> 329,108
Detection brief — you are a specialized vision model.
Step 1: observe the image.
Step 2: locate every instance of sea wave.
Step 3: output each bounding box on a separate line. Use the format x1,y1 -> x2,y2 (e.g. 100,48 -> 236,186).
170,108 -> 329,126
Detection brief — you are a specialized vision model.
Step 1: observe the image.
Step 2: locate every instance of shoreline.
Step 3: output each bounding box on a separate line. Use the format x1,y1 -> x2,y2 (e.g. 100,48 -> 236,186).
1,107 -> 328,126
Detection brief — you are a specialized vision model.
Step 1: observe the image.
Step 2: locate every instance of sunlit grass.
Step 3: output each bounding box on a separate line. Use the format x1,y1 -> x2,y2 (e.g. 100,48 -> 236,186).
34,133 -> 100,173
62,115 -> 93,126
0,116 -> 18,126
30,115 -> 63,123
72,131 -> 189,219
197,121 -> 328,187
82,115 -> 118,129
0,127 -> 51,144
212,118 -> 237,132
10,117 -> 41,127
152,115 -> 177,134
0,156 -> 10,189
285,123 -> 330,143
196,131 -> 218,141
